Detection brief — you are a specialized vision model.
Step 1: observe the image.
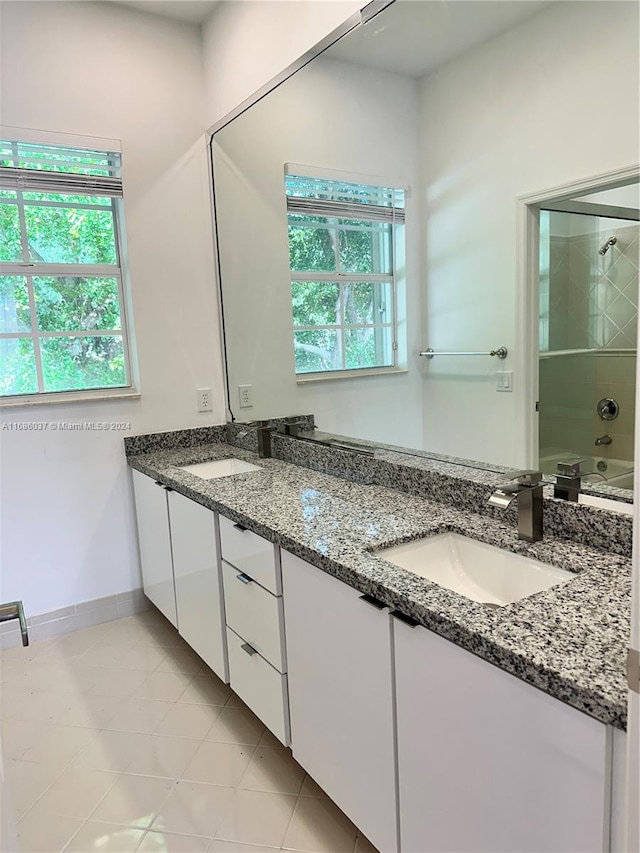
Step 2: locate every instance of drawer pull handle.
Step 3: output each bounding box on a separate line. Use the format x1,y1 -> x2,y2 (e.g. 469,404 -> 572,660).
163,486 -> 173,492
236,573 -> 253,585
233,522 -> 248,532
241,642 -> 257,656
359,593 -> 388,611
392,610 -> 419,628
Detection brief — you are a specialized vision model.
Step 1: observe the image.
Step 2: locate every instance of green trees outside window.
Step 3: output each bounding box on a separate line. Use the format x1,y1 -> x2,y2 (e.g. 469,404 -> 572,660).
0,140 -> 131,397
285,176 -> 402,376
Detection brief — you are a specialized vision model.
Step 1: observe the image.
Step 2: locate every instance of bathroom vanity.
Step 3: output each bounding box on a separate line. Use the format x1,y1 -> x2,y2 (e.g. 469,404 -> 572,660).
126,428 -> 630,853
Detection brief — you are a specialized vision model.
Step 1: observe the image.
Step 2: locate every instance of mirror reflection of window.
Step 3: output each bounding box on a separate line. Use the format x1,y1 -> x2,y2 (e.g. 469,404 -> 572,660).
285,172 -> 405,377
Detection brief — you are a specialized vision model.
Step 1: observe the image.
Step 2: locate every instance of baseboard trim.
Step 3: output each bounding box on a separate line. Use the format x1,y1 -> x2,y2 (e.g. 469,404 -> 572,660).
0,589 -> 150,650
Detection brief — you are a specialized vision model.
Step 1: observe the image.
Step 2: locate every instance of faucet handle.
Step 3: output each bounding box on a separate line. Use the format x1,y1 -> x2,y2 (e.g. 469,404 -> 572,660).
557,459 -> 584,477
508,469 -> 542,486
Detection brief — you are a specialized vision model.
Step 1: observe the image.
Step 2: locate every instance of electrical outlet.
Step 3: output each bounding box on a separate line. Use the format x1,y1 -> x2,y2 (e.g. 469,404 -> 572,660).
238,384 -> 253,408
197,387 -> 213,412
496,371 -> 513,392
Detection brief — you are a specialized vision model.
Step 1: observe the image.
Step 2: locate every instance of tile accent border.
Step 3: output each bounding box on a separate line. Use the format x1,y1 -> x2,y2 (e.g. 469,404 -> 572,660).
0,588 -> 149,650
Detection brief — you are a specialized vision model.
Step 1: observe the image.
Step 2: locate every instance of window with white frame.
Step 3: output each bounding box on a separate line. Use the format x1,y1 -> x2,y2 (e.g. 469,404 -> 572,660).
285,172 -> 404,377
0,137 -> 133,398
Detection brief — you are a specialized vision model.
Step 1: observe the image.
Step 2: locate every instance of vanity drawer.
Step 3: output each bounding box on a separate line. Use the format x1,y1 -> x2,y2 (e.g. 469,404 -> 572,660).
218,514 -> 281,595
222,560 -> 286,672
226,626 -> 290,746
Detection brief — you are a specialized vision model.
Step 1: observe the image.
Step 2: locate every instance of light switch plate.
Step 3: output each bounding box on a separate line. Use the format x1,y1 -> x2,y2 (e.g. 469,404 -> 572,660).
496,371 -> 513,392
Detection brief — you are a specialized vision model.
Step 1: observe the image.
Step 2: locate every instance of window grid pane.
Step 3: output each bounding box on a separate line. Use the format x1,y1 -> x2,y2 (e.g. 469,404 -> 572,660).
0,140 -> 130,397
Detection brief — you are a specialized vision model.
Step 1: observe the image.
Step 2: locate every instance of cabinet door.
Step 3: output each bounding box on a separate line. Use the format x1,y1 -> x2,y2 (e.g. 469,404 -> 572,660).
168,491 -> 228,682
131,470 -> 177,627
394,617 -> 610,853
282,551 -> 398,853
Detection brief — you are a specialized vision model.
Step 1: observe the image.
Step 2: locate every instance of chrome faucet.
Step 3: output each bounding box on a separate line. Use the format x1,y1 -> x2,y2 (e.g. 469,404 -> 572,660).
554,459 -> 583,502
488,470 -> 543,543
595,434 -> 612,446
235,420 -> 273,458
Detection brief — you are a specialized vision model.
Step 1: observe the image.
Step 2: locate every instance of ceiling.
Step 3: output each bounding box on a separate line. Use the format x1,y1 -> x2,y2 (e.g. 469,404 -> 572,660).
328,0 -> 550,79
111,0 -> 220,25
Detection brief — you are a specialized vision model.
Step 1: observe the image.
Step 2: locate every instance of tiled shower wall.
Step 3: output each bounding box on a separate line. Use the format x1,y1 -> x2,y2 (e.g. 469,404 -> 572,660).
539,216 -> 639,463
539,351 -> 636,461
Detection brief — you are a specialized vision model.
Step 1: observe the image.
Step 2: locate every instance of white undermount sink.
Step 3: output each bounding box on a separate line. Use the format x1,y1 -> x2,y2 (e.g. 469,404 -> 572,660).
377,532 -> 574,606
178,458 -> 263,479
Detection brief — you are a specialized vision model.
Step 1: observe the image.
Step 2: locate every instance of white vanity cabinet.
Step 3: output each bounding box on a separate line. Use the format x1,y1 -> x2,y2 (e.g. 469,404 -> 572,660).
281,550 -> 399,853
131,469 -> 177,627
219,515 -> 290,745
394,616 -> 611,853
168,490 -> 228,681
131,469 -> 227,681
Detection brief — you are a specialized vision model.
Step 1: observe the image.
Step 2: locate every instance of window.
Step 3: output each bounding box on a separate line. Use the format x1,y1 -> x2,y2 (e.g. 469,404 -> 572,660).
286,172 -> 404,377
0,137 -> 133,399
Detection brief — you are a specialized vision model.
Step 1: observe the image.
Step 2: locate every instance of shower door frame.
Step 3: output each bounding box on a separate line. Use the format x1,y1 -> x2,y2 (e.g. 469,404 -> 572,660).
515,162 -> 640,470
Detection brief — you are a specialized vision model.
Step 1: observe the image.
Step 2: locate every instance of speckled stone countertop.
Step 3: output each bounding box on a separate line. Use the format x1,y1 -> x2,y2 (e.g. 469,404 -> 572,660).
127,441 -> 631,731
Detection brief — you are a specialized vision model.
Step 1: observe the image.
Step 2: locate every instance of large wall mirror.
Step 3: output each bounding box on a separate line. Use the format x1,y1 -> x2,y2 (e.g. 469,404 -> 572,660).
211,0 -> 639,499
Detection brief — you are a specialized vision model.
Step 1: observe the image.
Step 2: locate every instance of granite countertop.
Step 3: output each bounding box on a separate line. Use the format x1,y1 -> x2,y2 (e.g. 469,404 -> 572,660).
127,441 -> 631,730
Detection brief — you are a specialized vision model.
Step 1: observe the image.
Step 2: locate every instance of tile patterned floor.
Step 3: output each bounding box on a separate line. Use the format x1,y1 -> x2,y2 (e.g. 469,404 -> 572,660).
1,610 -> 379,853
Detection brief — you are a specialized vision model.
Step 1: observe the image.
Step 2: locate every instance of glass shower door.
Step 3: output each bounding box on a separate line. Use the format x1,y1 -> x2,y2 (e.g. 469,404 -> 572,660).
538,210 -> 638,489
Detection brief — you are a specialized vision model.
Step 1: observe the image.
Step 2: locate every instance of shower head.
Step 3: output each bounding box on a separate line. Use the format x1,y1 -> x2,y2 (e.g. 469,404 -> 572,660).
598,236 -> 617,255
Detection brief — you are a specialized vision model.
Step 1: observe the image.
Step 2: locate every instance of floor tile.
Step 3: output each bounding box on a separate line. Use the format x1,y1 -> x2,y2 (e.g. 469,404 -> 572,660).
282,796 -> 358,853
74,730 -> 150,773
258,727 -> 286,750
133,671 -> 193,702
57,694 -> 123,728
181,741 -> 254,787
177,673 -> 231,706
3,614 -> 368,853
89,773 -> 175,829
16,811 -> 82,852
355,831 -> 381,853
28,766 -> 119,819
1,718 -> 47,760
0,686 -> 31,720
119,644 -> 168,671
124,733 -> 200,778
207,842 -> 281,853
20,722 -> 97,764
65,820 -> 146,852
152,780 -> 235,837
104,698 -> 173,734
157,645 -> 205,674
215,789 -> 297,848
239,747 -> 305,795
3,759 -> 65,818
6,689 -> 73,725
204,706 -> 265,746
81,643 -> 136,669
155,701 -> 221,740
88,667 -> 149,698
138,829 -> 210,852
299,775 -> 330,798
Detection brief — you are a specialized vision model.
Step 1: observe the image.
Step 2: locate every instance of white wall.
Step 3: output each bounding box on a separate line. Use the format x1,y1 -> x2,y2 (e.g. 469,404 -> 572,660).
0,1 -> 225,615
202,0 -> 363,125
418,0 -> 639,467
214,56 -> 424,446
0,0 -> 370,617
